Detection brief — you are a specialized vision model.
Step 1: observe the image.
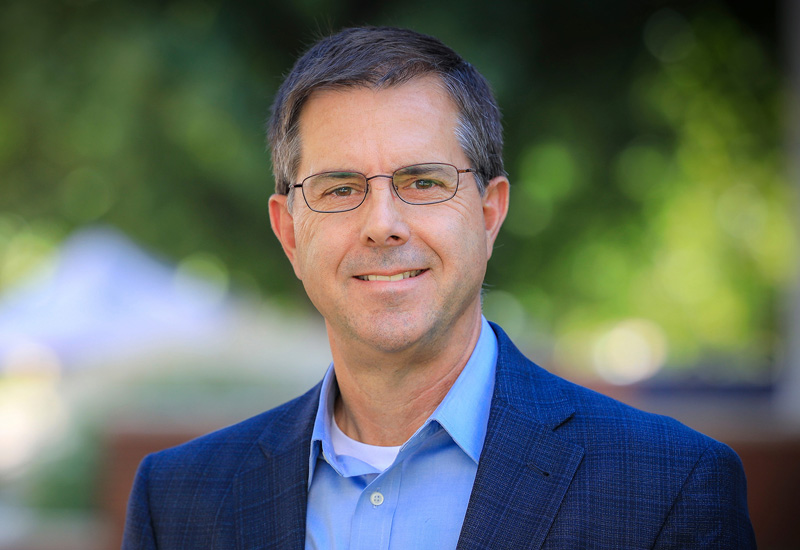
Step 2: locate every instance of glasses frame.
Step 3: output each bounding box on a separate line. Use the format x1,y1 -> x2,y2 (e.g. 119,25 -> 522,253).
289,162 -> 476,213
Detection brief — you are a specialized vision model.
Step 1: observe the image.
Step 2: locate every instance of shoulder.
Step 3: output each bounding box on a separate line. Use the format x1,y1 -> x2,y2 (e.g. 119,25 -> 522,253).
123,383 -> 322,547
490,321 -> 741,476
489,323 -> 755,546
560,372 -> 714,447
555,372 -> 739,477
140,382 -> 321,482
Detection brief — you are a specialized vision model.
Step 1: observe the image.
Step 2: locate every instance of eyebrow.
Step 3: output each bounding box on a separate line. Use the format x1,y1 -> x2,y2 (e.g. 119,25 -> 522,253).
318,171 -> 361,179
397,164 -> 448,176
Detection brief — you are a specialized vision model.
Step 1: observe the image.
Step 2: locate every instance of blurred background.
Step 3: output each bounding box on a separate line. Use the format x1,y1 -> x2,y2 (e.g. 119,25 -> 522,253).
1,0 -> 798,548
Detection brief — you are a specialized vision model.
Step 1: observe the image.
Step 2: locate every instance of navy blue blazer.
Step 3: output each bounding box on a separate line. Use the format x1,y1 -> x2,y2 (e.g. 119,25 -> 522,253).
123,323 -> 756,549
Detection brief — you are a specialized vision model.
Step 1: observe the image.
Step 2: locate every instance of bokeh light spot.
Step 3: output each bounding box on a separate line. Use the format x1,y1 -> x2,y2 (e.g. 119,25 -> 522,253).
592,319 -> 667,385
644,8 -> 696,63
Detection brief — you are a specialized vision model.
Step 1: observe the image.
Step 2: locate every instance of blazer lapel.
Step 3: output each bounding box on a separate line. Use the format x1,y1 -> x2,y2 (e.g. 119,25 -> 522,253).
233,386 -> 321,550
457,324 -> 585,550
228,325 -> 582,549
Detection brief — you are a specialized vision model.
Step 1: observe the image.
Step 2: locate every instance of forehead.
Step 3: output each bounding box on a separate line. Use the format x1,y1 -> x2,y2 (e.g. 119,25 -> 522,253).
296,76 -> 464,175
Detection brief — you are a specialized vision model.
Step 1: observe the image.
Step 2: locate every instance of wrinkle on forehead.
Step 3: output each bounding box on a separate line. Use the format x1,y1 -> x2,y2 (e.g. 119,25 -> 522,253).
296,76 -> 464,179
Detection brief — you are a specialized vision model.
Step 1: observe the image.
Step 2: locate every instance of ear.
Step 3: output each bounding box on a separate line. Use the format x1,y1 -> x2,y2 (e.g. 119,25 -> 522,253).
481,176 -> 510,259
268,194 -> 303,280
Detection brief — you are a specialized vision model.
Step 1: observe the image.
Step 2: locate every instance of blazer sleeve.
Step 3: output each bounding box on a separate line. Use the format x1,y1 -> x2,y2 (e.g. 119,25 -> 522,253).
122,454 -> 159,550
652,441 -> 756,549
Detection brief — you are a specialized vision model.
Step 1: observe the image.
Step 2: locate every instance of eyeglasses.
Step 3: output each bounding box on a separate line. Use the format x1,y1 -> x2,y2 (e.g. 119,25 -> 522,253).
290,162 -> 475,213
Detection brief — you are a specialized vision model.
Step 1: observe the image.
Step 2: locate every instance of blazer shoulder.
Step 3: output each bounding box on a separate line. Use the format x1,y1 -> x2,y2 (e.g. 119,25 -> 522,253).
487,323 -> 755,546
491,322 -> 733,463
145,382 -> 321,476
561,374 -> 731,456
124,383 -> 321,548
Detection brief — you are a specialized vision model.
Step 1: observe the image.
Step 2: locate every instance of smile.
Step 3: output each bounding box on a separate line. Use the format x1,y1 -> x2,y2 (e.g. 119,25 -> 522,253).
355,269 -> 425,282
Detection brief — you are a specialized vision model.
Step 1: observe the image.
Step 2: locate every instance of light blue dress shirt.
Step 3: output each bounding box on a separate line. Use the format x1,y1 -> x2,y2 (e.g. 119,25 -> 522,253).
305,316 -> 498,550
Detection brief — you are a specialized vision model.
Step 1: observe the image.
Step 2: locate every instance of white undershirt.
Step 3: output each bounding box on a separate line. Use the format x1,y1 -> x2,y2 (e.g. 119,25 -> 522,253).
329,416 -> 402,471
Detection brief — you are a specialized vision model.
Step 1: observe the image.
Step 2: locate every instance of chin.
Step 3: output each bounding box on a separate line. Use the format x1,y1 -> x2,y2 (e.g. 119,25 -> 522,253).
359,325 -> 430,354
347,312 -> 441,355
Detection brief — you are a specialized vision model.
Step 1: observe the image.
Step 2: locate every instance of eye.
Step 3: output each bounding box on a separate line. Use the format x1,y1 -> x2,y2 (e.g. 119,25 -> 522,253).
328,186 -> 355,197
408,179 -> 440,190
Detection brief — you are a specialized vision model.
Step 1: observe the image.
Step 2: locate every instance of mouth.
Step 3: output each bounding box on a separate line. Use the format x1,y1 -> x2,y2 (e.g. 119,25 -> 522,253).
355,269 -> 426,282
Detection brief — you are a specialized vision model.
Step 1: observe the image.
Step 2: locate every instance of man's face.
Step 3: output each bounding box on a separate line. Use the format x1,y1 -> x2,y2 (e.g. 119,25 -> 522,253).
269,76 -> 508,357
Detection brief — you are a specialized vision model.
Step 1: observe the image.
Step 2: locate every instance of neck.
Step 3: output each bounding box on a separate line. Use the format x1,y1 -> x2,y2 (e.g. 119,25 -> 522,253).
329,312 -> 483,446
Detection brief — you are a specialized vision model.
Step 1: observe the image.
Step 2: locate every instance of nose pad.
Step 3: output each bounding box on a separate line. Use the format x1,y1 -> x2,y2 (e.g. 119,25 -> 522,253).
363,175 -> 400,208
365,174 -> 396,196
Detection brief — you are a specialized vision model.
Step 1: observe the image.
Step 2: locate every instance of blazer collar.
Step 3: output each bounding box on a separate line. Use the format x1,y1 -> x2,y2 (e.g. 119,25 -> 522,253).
231,384 -> 321,550
488,322 -> 576,430
457,323 -> 585,550
229,323 -> 584,550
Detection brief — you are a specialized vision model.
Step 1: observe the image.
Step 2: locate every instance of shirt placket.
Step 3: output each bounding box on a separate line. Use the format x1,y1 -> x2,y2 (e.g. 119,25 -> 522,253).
348,464 -> 403,550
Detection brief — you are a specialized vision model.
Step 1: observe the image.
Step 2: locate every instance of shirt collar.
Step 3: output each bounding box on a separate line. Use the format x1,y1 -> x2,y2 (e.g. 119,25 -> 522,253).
429,315 -> 497,463
308,316 -> 498,484
309,361 -> 338,484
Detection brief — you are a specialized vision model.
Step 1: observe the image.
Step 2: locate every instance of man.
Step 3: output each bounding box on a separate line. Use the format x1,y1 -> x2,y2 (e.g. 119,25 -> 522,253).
123,27 -> 756,549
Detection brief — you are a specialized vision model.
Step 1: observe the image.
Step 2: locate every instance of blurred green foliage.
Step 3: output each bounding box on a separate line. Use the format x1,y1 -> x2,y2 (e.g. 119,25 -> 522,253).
0,0 -> 791,379
25,423 -> 101,512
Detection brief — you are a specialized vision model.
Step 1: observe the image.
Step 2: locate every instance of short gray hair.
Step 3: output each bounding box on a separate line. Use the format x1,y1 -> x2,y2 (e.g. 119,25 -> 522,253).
267,27 -> 505,197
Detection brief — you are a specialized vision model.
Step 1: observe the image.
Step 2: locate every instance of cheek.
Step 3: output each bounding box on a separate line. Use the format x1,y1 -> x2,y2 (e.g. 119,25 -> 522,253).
291,217 -> 322,279
294,217 -> 348,276
424,210 -> 488,273
444,204 -> 488,256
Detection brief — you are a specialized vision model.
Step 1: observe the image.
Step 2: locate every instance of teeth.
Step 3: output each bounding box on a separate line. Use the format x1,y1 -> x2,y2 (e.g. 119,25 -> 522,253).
358,269 -> 423,281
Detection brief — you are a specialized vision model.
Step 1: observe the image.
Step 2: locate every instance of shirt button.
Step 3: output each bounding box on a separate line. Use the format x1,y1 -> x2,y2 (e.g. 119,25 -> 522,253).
370,491 -> 384,506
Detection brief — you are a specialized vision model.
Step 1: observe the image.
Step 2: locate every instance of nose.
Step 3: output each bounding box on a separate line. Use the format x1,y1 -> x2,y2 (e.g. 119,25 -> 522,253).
359,176 -> 410,247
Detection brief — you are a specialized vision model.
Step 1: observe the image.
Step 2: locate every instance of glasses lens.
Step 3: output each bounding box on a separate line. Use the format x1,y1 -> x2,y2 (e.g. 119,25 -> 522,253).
303,172 -> 367,212
393,163 -> 458,204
